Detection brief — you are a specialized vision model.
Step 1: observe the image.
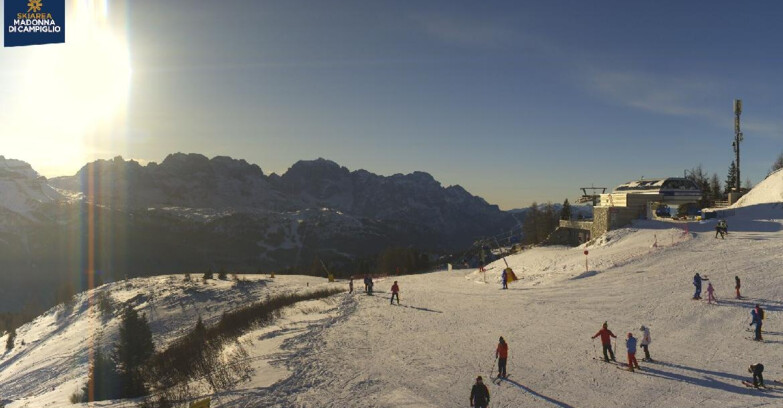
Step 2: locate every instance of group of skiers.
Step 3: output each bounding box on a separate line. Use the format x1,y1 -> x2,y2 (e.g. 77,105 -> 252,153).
469,336 -> 508,407
692,274 -> 764,341
349,276 -> 401,305
741,305 -> 769,389
591,321 -> 652,373
715,219 -> 728,239
693,273 -> 746,303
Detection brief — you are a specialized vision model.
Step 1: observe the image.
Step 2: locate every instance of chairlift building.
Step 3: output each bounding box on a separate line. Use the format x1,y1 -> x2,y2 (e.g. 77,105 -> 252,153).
552,178 -> 702,246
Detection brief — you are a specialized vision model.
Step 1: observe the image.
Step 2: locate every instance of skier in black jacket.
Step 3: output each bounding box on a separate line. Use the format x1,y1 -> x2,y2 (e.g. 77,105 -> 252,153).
748,363 -> 765,388
470,376 -> 490,408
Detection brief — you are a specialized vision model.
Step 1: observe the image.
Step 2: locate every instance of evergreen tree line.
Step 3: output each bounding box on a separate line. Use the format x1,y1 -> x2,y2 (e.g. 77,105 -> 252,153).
685,162 -> 753,208
75,286 -> 343,406
521,202 -> 562,246
144,287 -> 343,407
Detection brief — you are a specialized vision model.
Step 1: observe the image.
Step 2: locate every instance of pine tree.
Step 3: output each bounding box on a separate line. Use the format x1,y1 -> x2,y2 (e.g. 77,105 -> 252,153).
686,164 -> 711,207
560,198 -> 572,221
522,202 -> 539,245
709,173 -> 722,200
538,203 -> 557,242
218,268 -> 228,280
5,326 -> 16,351
80,349 -> 121,402
203,268 -> 213,281
725,161 -> 738,195
115,307 -> 154,398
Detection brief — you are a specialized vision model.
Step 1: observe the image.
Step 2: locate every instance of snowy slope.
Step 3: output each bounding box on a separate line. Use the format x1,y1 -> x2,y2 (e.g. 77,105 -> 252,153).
0,275 -> 342,407
734,168 -> 783,207
3,175 -> 783,407
0,156 -> 62,221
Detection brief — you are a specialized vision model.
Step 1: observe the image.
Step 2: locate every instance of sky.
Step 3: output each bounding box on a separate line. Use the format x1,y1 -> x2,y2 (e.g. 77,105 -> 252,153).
2,0 -> 783,209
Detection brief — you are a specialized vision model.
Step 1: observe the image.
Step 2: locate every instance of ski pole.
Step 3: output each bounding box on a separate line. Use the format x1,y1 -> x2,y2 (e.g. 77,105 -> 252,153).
613,337 -> 617,360
592,338 -> 598,359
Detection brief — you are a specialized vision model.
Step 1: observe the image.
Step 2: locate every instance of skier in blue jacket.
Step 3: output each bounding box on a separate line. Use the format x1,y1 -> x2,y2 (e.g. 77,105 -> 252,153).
625,332 -> 640,372
750,305 -> 763,341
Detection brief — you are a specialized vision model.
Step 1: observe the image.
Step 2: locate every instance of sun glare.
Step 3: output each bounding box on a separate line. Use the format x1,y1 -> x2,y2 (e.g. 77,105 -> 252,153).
5,0 -> 131,175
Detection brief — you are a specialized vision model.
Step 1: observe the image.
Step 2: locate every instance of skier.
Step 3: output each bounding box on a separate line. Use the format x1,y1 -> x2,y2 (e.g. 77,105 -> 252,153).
591,321 -> 617,362
748,363 -> 765,388
501,269 -> 508,290
750,305 -> 764,341
639,325 -> 653,362
349,278 -> 354,294
363,275 -> 369,293
496,336 -> 509,378
390,280 -> 400,305
706,282 -> 716,304
692,273 -> 707,300
368,277 -> 374,295
469,376 -> 490,408
735,276 -> 741,299
625,332 -> 641,372
715,219 -> 728,238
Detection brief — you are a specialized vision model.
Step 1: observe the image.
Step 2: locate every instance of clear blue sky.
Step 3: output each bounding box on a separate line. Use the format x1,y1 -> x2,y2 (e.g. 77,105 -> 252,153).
2,0 -> 783,209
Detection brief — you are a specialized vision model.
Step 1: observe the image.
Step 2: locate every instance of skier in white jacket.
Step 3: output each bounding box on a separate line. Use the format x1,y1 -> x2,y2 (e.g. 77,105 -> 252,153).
640,325 -> 653,362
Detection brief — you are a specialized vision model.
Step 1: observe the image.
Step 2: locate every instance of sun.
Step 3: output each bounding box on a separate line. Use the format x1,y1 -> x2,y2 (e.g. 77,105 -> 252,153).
2,0 -> 132,174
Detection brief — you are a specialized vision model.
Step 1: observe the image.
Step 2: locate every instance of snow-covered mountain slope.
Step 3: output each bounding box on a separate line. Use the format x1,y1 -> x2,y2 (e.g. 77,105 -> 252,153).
0,156 -> 62,222
3,190 -> 783,407
0,274 -> 342,407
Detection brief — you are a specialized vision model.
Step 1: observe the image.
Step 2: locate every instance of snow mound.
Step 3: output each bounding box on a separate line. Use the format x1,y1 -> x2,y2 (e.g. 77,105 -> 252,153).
733,168 -> 783,207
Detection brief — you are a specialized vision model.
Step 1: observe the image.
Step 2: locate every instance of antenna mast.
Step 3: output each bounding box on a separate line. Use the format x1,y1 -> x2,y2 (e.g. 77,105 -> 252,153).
733,99 -> 743,191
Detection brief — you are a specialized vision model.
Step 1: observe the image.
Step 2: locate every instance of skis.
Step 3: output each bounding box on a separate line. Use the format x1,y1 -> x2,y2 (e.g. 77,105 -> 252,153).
742,381 -> 770,389
616,365 -> 642,372
745,328 -> 767,333
744,337 -> 765,342
494,374 -> 510,385
592,357 -> 619,364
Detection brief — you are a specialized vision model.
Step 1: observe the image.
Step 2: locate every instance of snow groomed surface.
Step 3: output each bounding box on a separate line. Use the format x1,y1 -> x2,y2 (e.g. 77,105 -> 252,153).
3,171 -> 783,407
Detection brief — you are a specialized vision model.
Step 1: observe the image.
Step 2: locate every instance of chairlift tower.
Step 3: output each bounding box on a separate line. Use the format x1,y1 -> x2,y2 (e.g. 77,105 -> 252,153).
733,99 -> 743,191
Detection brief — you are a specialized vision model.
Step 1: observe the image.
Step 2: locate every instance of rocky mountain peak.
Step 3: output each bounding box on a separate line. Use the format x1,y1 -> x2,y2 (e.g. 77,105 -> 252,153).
0,156 -> 42,180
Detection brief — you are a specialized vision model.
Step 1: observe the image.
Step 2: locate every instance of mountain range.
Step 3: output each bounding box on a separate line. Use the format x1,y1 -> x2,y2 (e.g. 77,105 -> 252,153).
0,153 -> 517,310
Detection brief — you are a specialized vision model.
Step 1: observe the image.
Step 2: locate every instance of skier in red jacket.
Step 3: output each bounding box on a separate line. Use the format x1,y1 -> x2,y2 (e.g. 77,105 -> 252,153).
390,281 -> 400,305
591,321 -> 617,362
496,336 -> 509,378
